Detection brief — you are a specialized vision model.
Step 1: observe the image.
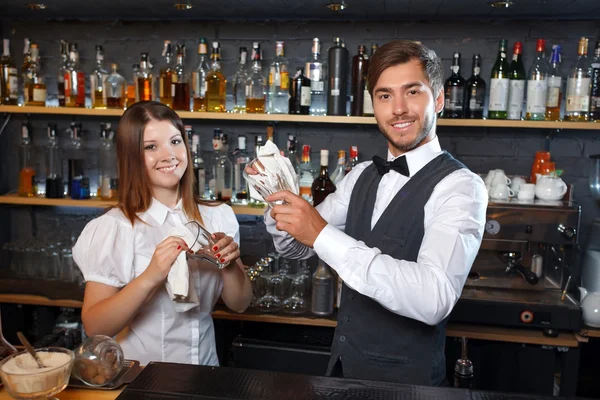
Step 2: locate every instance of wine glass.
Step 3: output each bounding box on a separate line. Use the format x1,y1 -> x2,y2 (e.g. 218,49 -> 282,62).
183,221 -> 227,269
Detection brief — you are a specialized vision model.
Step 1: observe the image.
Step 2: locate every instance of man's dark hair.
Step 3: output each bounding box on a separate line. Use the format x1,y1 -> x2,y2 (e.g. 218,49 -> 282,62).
367,40 -> 443,98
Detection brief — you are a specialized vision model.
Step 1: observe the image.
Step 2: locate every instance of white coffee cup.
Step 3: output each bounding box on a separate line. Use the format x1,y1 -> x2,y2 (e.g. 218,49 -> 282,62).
491,169 -> 511,187
510,176 -> 527,194
517,183 -> 535,200
484,170 -> 496,188
489,183 -> 515,200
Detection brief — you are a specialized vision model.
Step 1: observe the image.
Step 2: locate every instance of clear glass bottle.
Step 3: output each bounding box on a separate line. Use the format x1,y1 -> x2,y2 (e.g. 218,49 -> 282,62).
267,41 -> 289,114
464,54 -> 486,119
525,39 -> 548,121
299,144 -> 315,204
213,131 -> 233,201
104,63 -> 126,109
192,38 -> 210,112
57,40 -> 68,107
330,150 -> 346,187
65,122 -> 90,200
172,42 -> 190,111
233,135 -> 251,203
45,123 -> 64,199
23,43 -> 46,106
0,38 -> 18,105
545,45 -> 563,121
64,43 -> 85,108
306,38 -> 326,116
100,124 -> 118,200
345,145 -> 359,174
312,149 -> 336,207
206,42 -> 226,113
565,37 -> 592,121
507,41 -> 526,120
90,45 -> 108,109
189,129 -> 206,199
136,53 -> 154,102
18,122 -> 36,197
488,39 -> 510,119
159,40 -> 175,107
233,47 -> 249,113
245,42 -> 266,113
287,134 -> 300,179
443,52 -> 465,118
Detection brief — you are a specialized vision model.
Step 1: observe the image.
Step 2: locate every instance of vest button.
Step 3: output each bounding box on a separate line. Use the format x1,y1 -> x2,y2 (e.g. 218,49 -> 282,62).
344,315 -> 350,322
340,335 -> 346,342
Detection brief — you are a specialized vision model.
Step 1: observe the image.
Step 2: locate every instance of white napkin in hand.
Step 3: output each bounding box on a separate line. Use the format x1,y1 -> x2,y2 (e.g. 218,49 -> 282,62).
165,225 -> 205,312
247,140 -> 299,202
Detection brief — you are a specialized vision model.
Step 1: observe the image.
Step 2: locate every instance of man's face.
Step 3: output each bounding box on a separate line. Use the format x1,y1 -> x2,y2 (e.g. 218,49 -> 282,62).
372,59 -> 444,157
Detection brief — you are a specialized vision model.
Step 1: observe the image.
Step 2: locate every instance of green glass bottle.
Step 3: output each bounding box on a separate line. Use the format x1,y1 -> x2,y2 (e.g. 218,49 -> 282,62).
488,39 -> 510,119
507,41 -> 526,120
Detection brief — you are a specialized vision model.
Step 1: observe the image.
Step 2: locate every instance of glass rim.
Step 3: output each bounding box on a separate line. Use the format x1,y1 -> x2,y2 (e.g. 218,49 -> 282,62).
0,347 -> 74,377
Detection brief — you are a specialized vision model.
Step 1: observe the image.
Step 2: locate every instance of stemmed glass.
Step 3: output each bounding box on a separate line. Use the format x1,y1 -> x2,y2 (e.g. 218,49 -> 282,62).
183,221 -> 227,269
254,256 -> 283,313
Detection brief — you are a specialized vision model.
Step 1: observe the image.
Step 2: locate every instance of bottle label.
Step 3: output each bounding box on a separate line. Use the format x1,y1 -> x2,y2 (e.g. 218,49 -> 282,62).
444,87 -> 464,110
76,72 -> 86,104
331,78 -> 341,96
311,81 -> 324,92
280,71 -> 289,90
488,78 -> 509,111
363,89 -> 373,114
507,79 -> 525,119
526,79 -> 548,114
309,64 -> 322,82
566,77 -> 591,112
33,88 -> 46,102
468,87 -> 485,111
300,86 -> 311,106
64,73 -> 71,97
546,76 -> 562,107
7,68 -> 18,99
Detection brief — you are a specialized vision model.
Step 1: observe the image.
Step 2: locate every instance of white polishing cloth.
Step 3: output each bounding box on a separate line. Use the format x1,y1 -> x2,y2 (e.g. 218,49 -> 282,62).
246,140 -> 299,202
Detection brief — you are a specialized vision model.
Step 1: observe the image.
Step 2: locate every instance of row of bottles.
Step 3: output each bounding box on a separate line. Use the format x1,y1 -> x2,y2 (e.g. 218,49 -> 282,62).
443,37 -> 600,121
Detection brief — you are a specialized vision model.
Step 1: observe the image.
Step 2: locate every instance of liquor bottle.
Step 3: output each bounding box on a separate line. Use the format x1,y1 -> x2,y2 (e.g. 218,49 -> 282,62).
289,67 -> 311,115
254,135 -> 264,159
299,144 -> 315,204
99,124 -> 118,200
45,123 -> 64,199
311,259 -> 334,317
187,127 -> 206,199
90,45 -> 108,109
306,38 -> 326,116
232,47 -> 248,113
590,41 -> 600,121
443,52 -> 465,118
57,40 -> 68,107
488,39 -> 510,119
23,43 -> 46,106
206,42 -> 226,113
507,41 -> 526,120
159,40 -> 175,107
105,64 -> 126,109
525,39 -> 549,121
287,134 -> 300,179
330,150 -> 346,186
126,64 -> 139,108
172,42 -> 190,111
351,44 -> 369,116
345,145 -> 359,173
0,38 -> 18,105
267,41 -> 290,114
20,38 -> 32,105
312,149 -> 336,207
18,122 -> 36,197
245,42 -> 266,113
65,122 -> 90,200
363,43 -> 378,117
214,132 -> 233,201
454,337 -> 474,389
64,43 -> 85,108
136,53 -> 154,102
545,45 -> 563,121
464,54 -> 485,119
327,37 -> 349,116
233,135 -> 251,203
565,37 -> 591,122
192,38 -> 210,112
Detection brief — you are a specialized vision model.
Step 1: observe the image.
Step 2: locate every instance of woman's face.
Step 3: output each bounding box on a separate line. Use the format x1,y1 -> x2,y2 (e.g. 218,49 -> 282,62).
143,119 -> 188,193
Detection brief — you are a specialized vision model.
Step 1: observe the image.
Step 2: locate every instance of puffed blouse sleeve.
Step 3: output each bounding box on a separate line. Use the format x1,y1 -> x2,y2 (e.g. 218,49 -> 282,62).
72,213 -> 135,288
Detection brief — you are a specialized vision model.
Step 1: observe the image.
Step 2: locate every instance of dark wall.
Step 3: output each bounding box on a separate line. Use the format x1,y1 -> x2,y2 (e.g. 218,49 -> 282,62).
1,18 -> 599,244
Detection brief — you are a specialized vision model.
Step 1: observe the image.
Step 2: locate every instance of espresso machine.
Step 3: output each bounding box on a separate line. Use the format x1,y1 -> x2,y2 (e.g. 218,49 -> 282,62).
450,199 -> 582,336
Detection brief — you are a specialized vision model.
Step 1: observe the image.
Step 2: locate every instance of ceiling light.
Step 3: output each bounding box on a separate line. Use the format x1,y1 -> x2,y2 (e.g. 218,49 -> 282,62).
326,2 -> 347,11
488,0 -> 514,7
173,2 -> 193,10
27,4 -> 46,10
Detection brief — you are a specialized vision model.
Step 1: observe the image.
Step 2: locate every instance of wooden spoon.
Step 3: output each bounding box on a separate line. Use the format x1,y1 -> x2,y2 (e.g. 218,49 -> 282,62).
16,332 -> 45,368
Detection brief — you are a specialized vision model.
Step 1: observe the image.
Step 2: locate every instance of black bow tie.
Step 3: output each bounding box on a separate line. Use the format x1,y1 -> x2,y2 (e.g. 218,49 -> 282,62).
372,155 -> 410,177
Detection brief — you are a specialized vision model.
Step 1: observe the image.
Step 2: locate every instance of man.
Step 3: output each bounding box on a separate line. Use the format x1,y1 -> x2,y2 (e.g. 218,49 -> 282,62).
255,40 -> 488,386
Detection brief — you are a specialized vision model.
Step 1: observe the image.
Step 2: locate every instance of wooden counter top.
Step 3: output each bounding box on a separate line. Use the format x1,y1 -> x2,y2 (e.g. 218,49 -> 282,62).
0,386 -> 123,400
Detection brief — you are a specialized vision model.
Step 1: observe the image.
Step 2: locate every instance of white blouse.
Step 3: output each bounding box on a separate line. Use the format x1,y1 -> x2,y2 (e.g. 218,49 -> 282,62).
72,199 -> 240,366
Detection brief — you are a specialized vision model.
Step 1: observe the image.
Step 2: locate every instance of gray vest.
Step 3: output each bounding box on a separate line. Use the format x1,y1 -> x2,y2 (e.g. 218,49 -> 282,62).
326,151 -> 465,386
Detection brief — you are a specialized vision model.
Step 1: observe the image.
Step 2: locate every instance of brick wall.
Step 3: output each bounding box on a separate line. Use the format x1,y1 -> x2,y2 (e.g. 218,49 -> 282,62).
1,18 -> 599,246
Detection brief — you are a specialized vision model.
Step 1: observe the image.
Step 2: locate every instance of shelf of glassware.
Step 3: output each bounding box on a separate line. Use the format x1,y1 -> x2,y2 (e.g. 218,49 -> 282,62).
0,194 -> 266,216
2,105 -> 600,130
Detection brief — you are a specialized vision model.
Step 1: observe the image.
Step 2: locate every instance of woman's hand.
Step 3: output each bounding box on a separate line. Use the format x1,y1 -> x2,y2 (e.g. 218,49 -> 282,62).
142,236 -> 189,288
210,233 -> 240,266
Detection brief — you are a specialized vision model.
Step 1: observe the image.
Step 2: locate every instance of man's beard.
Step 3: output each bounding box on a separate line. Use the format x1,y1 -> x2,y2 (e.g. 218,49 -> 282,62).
379,111 -> 436,153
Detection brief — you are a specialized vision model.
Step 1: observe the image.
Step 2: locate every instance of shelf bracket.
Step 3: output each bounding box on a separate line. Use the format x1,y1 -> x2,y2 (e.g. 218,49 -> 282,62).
0,113 -> 12,137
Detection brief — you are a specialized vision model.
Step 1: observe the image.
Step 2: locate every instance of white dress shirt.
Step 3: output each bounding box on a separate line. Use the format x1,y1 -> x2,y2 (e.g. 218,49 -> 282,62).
266,137 -> 488,326
73,199 -> 239,366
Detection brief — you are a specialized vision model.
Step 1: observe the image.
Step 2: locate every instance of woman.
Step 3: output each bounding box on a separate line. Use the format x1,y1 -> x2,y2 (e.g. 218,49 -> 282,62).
73,101 -> 252,366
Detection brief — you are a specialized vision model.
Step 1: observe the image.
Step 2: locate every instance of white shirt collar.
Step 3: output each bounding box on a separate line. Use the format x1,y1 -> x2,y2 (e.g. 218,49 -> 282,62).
387,136 -> 443,177
142,198 -> 184,225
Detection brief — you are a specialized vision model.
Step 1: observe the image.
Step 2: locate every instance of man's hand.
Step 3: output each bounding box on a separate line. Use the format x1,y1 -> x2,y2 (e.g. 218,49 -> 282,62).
265,190 -> 327,248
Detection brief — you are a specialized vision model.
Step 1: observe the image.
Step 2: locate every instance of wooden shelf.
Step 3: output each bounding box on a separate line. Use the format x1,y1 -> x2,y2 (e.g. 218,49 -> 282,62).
0,294 -> 83,308
0,194 -> 266,216
211,307 -> 337,328
2,105 -> 600,130
580,325 -> 600,338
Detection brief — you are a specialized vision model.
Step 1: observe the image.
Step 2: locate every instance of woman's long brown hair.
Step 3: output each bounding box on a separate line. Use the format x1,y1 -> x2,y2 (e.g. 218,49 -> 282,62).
116,101 -> 218,226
